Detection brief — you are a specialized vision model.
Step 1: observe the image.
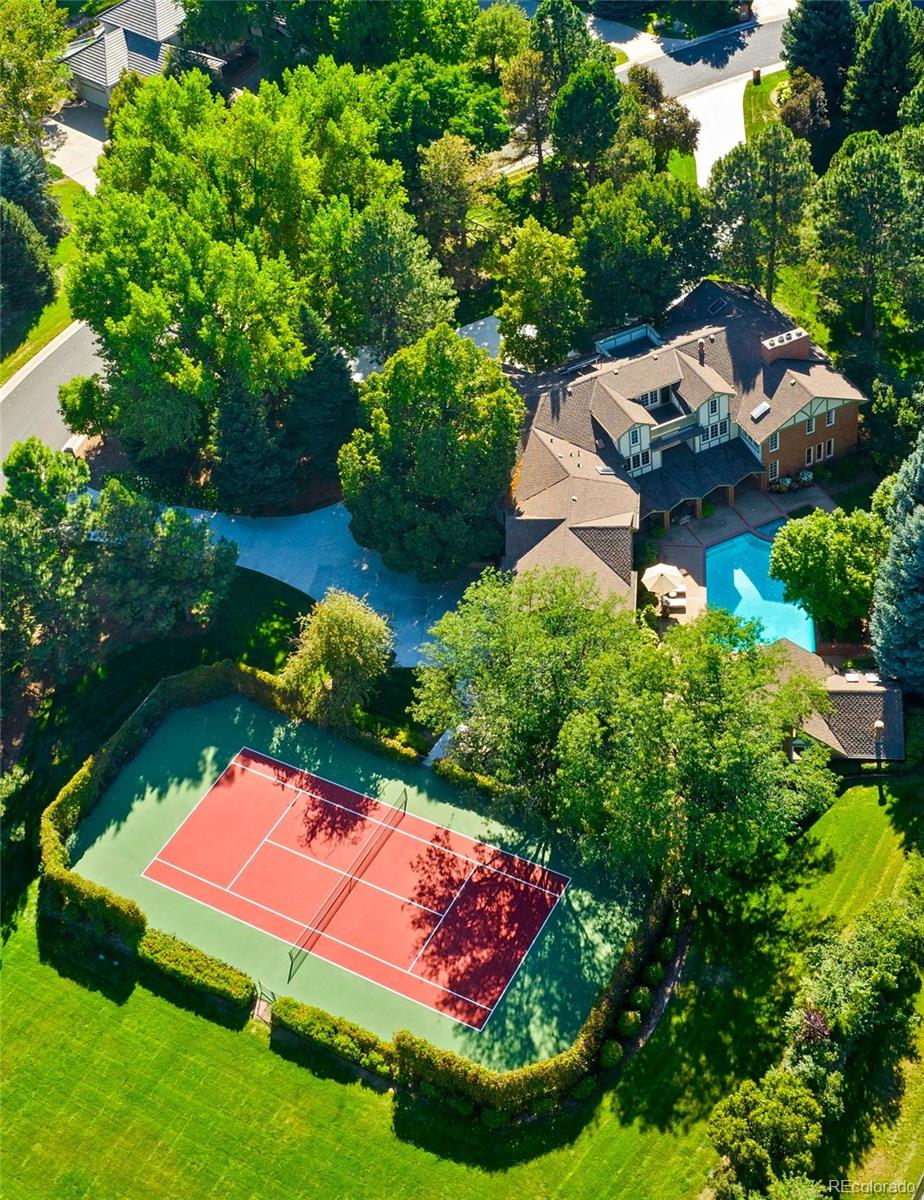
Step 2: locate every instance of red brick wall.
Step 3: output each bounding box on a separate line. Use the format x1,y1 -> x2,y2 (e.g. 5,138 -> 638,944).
761,403 -> 860,479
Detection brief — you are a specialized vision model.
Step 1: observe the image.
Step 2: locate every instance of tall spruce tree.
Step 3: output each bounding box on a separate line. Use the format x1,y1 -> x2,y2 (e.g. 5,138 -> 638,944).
844,0 -> 924,133
210,378 -> 296,514
781,0 -> 861,105
0,197 -> 54,321
0,145 -> 66,245
871,429 -> 924,692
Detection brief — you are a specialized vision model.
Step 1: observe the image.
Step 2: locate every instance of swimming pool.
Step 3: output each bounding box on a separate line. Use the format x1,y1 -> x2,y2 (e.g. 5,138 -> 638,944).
705,518 -> 816,650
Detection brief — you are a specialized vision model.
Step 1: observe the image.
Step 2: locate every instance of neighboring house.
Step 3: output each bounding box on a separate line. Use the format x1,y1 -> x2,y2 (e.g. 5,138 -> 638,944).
777,639 -> 905,763
62,0 -> 222,108
505,280 -> 867,596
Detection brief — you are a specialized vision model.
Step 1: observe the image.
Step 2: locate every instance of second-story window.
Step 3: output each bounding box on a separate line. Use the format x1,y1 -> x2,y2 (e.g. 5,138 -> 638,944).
630,427 -> 640,446
637,389 -> 658,407
709,396 -> 718,415
768,431 -> 779,452
826,409 -> 836,427
806,416 -> 816,435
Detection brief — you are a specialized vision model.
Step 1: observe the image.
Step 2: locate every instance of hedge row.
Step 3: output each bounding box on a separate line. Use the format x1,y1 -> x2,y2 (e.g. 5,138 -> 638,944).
138,929 -> 255,1011
431,757 -> 518,802
393,889 -> 673,1116
272,996 -> 395,1077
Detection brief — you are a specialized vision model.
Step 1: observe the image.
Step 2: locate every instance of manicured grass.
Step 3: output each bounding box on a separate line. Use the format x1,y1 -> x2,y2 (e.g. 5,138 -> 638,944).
0,179 -> 86,385
3,756 -> 920,1198
667,149 -> 697,185
742,69 -> 788,143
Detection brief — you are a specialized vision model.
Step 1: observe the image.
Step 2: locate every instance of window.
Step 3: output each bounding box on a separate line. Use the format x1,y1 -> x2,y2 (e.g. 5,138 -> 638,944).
709,396 -> 718,416
826,408 -> 835,427
826,438 -> 834,457
769,461 -> 779,481
768,431 -> 779,452
806,416 -> 815,435
630,427 -> 640,446
641,449 -> 651,467
630,452 -> 643,471
816,442 -> 824,461
805,446 -> 813,465
719,418 -> 728,437
637,389 -> 658,407
710,422 -> 719,441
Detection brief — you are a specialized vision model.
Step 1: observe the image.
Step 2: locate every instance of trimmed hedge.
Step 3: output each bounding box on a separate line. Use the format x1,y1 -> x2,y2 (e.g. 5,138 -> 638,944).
272,995 -> 394,1077
431,757 -> 517,801
138,929 -> 255,1011
393,889 -> 672,1117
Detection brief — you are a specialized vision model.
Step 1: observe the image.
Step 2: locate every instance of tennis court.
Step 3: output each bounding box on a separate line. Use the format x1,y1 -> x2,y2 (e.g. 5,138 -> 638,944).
142,747 -> 570,1030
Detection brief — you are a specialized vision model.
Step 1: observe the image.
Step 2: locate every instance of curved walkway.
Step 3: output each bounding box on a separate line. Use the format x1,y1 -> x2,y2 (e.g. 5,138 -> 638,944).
189,502 -> 472,667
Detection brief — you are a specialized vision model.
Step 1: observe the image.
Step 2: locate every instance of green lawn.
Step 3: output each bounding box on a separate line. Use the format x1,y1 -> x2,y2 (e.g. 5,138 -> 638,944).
0,179 -> 86,385
3,747 -> 920,1198
742,69 -> 788,143
667,149 -> 697,185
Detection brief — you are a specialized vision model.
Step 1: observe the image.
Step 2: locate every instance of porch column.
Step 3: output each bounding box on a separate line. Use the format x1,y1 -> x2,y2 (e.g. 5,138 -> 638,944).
662,509 -> 670,530
758,471 -> 768,492
694,498 -> 703,518
725,484 -> 735,506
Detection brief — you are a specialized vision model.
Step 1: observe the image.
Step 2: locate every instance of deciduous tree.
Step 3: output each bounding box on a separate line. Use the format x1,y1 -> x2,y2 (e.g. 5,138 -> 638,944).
497,217 -> 587,371
418,133 -> 490,283
778,68 -> 830,141
769,505 -> 890,634
338,324 -> 524,579
0,0 -> 72,146
280,589 -> 394,729
624,65 -> 699,171
472,0 -> 530,76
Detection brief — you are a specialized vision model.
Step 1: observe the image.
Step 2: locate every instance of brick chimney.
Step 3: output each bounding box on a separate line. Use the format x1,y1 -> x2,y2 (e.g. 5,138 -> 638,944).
761,328 -> 811,364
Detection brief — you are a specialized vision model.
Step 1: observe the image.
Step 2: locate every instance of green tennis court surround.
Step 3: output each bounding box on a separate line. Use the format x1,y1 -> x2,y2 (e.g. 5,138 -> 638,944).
70,695 -> 645,1069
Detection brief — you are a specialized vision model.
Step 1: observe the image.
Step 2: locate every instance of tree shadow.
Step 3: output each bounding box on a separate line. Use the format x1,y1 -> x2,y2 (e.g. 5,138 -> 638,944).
667,26 -> 752,70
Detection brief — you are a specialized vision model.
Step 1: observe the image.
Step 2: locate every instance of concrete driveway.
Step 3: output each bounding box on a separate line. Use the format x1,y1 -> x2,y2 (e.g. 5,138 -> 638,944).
192,502 -> 473,666
684,60 -> 784,184
43,104 -> 107,192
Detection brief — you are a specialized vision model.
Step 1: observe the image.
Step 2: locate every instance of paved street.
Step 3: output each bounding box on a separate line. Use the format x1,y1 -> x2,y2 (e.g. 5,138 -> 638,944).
0,323 -> 98,469
616,18 -> 785,97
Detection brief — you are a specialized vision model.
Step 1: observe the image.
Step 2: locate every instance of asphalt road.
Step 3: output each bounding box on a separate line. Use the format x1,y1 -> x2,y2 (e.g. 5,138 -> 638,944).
0,323 -> 99,468
626,19 -> 786,97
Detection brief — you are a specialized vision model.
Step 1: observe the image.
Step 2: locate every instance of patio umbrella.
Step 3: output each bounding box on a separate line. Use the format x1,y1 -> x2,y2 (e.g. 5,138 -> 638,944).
641,563 -> 685,596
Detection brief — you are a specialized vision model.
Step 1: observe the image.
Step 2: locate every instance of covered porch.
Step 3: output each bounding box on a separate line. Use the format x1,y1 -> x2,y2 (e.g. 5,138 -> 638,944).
638,441 -> 765,530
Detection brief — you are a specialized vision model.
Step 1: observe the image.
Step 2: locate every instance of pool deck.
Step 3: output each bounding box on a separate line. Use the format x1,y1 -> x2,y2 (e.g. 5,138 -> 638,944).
647,484 -> 835,626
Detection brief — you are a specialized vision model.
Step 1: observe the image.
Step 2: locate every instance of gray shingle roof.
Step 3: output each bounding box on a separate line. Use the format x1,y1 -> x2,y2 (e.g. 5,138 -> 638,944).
101,0 -> 183,41
636,440 -> 763,517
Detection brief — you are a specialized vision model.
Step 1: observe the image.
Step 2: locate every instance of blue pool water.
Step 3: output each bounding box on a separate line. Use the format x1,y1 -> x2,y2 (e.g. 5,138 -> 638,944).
705,518 -> 816,650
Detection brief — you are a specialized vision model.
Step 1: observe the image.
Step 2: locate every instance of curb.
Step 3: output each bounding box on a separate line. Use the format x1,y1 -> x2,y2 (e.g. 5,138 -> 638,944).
615,17 -> 759,71
0,320 -> 89,403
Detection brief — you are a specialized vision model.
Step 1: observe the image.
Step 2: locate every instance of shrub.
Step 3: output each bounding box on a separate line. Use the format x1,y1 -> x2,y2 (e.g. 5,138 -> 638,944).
643,960 -> 666,987
138,929 -> 255,1010
657,935 -> 676,963
628,985 -> 653,1013
272,996 -> 394,1077
600,1039 -> 624,1068
701,501 -> 716,518
616,1009 -> 641,1037
571,1076 -> 597,1100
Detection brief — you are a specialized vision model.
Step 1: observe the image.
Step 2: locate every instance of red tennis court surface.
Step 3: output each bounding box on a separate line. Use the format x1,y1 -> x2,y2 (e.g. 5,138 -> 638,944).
143,748 -> 569,1029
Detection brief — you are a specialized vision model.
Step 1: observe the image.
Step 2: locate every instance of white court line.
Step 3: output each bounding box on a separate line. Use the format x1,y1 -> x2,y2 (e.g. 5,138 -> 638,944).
145,856 -> 492,1013
480,882 -> 569,1030
265,838 -> 444,917
226,789 -> 302,891
236,758 -> 569,899
142,869 -> 488,1031
408,864 -> 477,973
140,746 -> 249,876
237,746 -> 569,889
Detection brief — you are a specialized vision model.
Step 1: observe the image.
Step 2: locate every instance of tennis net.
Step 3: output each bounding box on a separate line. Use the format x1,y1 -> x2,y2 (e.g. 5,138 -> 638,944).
287,787 -> 408,981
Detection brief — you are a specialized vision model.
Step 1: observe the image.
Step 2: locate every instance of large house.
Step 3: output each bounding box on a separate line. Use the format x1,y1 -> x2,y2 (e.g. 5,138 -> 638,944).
504,280 -> 868,605
62,0 -> 223,109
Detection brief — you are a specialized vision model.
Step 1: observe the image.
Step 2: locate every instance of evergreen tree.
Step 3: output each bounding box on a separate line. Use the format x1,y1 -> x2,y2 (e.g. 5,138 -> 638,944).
0,197 -> 54,323
530,0 -> 594,94
781,0 -> 861,105
0,145 -> 66,245
501,49 -> 555,203
284,306 -> 359,477
871,429 -> 924,691
550,59 -> 626,184
844,0 -> 924,133
899,74 -> 924,125
211,378 -> 296,514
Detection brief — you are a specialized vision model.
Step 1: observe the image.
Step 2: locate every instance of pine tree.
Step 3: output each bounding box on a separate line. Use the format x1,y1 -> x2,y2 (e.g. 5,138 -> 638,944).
283,306 -> 359,477
871,429 -> 924,692
781,0 -> 861,105
211,378 -> 295,514
0,145 -> 66,245
0,197 -> 54,322
844,0 -> 924,133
